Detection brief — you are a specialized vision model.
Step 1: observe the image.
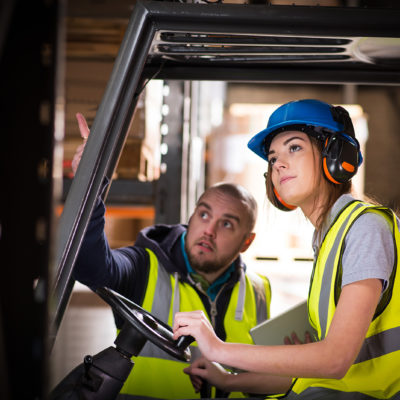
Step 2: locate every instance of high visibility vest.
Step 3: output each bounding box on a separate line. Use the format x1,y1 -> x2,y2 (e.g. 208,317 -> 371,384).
283,201 -> 400,399
119,248 -> 271,399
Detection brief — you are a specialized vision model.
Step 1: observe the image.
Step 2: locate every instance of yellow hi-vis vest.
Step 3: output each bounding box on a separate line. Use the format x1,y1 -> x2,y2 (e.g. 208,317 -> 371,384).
284,201 -> 400,399
119,248 -> 271,399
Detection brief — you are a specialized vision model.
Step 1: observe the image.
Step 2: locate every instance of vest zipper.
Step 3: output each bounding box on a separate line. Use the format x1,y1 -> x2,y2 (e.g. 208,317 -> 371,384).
209,282 -> 228,328
187,274 -> 228,328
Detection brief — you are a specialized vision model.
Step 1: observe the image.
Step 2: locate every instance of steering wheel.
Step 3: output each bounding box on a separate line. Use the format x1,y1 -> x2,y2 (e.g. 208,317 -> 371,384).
96,287 -> 193,362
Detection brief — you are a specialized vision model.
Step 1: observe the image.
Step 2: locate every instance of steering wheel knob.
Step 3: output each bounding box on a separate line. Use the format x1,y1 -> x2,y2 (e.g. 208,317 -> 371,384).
176,335 -> 195,350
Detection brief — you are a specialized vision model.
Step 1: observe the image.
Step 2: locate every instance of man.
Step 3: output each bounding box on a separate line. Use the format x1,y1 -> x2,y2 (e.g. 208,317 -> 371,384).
72,113 -> 271,399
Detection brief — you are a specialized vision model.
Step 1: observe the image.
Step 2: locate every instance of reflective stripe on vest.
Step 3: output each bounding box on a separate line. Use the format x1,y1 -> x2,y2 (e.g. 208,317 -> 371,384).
287,202 -> 400,399
120,248 -> 271,399
283,386 -> 400,400
317,202 -> 365,339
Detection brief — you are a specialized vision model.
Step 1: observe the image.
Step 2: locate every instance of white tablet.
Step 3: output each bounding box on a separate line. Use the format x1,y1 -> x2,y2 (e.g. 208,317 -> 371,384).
250,300 -> 317,346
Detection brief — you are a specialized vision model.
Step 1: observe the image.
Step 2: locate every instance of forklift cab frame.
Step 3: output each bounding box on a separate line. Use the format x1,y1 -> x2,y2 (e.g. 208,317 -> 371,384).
2,1 -> 400,399
51,3 -> 400,397
54,0 -> 400,345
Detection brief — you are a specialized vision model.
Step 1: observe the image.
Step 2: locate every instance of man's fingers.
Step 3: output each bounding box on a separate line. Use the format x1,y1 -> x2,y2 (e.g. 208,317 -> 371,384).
72,113 -> 90,176
184,362 -> 207,393
76,113 -> 90,139
304,331 -> 313,343
283,332 -> 302,345
190,375 -> 203,392
71,142 -> 87,175
291,332 -> 302,344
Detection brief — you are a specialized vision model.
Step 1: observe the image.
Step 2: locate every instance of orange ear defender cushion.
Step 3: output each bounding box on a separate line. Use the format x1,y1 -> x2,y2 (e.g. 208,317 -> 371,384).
342,161 -> 355,173
323,157 -> 341,184
273,187 -> 297,211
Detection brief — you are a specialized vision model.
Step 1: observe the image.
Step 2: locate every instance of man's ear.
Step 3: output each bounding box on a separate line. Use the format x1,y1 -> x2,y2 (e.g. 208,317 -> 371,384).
240,232 -> 256,252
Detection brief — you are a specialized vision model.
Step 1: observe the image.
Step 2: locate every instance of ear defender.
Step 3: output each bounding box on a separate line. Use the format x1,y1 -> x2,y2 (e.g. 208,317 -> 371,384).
273,187 -> 297,212
322,106 -> 361,184
322,134 -> 360,184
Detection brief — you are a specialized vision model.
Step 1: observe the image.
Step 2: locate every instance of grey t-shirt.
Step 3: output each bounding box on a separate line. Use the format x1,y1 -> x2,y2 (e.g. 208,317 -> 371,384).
312,194 -> 394,292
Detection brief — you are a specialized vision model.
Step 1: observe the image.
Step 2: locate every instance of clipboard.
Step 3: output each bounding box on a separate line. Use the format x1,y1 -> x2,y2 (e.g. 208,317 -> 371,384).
250,300 -> 316,346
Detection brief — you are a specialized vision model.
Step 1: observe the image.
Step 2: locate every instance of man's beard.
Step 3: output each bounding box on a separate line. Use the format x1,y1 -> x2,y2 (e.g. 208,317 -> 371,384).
186,251 -> 225,274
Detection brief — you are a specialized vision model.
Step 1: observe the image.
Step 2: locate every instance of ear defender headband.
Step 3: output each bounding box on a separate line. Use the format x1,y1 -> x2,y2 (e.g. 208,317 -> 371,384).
248,99 -> 363,212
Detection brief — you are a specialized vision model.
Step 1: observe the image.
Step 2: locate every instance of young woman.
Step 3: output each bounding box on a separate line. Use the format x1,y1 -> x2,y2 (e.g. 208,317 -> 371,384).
173,99 -> 400,399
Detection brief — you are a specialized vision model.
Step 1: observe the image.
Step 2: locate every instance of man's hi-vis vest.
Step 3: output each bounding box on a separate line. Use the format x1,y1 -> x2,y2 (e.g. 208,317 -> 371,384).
282,201 -> 400,400
118,248 -> 271,399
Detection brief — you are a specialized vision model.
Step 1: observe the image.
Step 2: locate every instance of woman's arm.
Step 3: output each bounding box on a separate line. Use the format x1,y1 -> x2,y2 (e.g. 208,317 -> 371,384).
174,278 -> 382,379
224,371 -> 292,395
185,358 -> 292,395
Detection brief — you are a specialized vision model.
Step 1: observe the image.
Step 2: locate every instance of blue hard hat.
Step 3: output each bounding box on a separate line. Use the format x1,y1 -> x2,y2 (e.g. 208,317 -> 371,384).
247,99 -> 347,162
